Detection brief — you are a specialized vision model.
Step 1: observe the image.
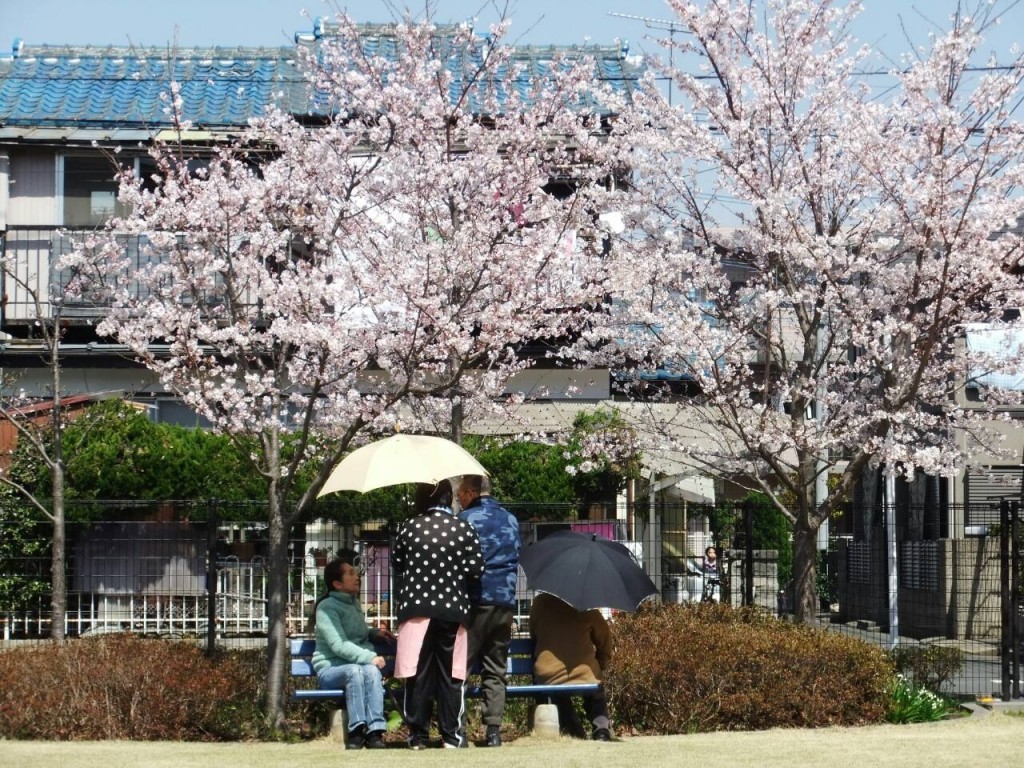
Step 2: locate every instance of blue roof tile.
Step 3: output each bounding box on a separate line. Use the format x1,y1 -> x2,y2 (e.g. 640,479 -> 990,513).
0,25 -> 639,132
0,44 -> 300,129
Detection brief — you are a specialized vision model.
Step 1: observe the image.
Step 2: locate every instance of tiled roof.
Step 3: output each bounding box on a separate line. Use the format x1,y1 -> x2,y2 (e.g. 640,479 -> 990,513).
308,23 -> 638,116
0,24 -> 639,134
0,45 -> 305,129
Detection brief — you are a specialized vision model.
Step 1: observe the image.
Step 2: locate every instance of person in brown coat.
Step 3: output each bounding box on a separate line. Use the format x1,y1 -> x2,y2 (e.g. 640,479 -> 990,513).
529,591 -> 613,741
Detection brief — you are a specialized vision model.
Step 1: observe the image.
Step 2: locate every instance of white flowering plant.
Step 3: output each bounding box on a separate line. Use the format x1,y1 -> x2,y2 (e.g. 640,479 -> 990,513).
885,674 -> 957,724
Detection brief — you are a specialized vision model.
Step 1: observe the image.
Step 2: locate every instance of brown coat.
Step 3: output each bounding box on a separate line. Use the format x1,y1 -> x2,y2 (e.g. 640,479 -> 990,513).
530,592 -> 612,685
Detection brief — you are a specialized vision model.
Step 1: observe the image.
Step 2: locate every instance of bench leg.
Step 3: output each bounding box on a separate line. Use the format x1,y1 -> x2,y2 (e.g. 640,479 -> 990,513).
530,702 -> 560,739
330,708 -> 348,744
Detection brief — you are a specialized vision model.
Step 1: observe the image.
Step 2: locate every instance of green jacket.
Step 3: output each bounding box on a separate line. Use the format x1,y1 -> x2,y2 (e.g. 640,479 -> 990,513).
312,591 -> 377,672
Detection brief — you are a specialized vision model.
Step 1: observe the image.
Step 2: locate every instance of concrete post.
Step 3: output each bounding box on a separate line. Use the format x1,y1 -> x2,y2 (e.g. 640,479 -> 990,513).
531,703 -> 560,739
330,708 -> 348,744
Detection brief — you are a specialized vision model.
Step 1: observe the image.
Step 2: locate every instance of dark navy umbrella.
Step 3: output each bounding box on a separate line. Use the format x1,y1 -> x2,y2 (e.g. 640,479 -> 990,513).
519,530 -> 658,612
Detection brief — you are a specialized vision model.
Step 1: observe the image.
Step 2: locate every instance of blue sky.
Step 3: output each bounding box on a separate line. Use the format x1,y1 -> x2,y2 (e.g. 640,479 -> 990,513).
1,0 -> 1022,60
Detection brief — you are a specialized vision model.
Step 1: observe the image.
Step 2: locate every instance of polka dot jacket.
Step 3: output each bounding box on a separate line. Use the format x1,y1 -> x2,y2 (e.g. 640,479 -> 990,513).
392,507 -> 484,625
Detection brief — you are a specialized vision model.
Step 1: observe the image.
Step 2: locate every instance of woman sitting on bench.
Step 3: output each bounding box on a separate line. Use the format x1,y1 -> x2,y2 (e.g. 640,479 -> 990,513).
311,554 -> 395,750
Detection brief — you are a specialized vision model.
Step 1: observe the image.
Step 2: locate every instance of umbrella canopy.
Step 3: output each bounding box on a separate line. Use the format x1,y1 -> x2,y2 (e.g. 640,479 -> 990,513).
519,530 -> 657,612
318,434 -> 488,495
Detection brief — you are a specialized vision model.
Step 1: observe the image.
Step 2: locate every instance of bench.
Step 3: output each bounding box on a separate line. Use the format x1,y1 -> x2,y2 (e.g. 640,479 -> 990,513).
290,635 -> 601,740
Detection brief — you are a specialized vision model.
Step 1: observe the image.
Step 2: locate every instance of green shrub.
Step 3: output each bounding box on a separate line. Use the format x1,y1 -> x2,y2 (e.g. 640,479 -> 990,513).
885,674 -> 955,723
0,634 -> 264,740
605,603 -> 893,733
889,645 -> 964,693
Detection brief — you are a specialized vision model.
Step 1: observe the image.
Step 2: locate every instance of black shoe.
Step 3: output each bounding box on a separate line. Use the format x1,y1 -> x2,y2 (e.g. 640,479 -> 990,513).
592,728 -> 612,742
346,726 -> 366,750
408,734 -> 427,750
365,730 -> 386,749
485,725 -> 502,747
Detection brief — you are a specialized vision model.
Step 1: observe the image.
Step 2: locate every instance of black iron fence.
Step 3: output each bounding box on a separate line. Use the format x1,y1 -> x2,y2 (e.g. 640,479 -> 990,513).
2,498 -> 1022,701
0,500 -> 628,643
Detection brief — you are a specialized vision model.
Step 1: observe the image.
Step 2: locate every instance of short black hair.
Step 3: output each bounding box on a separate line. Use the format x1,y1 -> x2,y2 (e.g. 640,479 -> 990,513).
321,548 -> 361,585
414,479 -> 453,514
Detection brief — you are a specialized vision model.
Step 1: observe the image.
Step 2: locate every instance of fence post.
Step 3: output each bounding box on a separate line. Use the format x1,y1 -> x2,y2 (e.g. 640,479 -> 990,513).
744,500 -> 754,607
1013,501 -> 1021,699
1000,499 -> 1011,700
206,498 -> 219,657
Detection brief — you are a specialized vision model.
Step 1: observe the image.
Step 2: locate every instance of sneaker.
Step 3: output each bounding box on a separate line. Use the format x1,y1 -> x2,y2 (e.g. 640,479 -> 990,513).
443,737 -> 468,749
592,728 -> 612,742
365,730 -> 386,749
485,725 -> 502,747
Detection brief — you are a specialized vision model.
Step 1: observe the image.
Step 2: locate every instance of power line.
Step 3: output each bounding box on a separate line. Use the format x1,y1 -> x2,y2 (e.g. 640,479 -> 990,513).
608,11 -> 1023,85
608,12 -> 685,107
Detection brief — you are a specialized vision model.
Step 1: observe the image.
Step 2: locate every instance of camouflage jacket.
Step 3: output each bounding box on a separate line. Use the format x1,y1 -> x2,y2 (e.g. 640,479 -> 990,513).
458,496 -> 520,608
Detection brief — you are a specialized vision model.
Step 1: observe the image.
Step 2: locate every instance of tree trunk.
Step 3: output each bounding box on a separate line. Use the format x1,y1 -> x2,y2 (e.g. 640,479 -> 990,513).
50,348 -> 66,644
451,397 -> 463,445
791,523 -> 820,624
50,472 -> 66,644
263,499 -> 290,730
908,471 -> 926,542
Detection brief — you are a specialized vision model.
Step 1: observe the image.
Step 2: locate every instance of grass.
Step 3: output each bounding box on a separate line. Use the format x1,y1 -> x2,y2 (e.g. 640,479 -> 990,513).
1,710 -> 1023,768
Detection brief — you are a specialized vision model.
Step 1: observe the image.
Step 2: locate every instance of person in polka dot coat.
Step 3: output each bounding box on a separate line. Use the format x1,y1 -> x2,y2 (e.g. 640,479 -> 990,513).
393,479 -> 483,748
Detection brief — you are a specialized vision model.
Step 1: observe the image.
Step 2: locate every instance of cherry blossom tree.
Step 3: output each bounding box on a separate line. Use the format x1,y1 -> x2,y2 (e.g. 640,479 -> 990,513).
65,15 -> 626,723
594,0 -> 1024,622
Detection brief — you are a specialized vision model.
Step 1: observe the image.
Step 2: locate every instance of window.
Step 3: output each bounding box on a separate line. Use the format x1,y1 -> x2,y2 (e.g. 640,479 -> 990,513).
60,154 -> 210,227
61,155 -> 128,227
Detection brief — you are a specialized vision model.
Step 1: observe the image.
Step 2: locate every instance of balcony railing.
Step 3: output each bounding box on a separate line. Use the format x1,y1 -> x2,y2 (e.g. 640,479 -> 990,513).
0,226 -> 263,325
1,226 -> 145,323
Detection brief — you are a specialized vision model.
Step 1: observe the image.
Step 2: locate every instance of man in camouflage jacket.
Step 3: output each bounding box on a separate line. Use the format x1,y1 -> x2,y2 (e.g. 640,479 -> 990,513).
456,474 -> 521,747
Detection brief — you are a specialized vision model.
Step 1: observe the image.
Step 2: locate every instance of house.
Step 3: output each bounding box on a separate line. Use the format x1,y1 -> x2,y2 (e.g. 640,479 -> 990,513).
0,23 -> 643,418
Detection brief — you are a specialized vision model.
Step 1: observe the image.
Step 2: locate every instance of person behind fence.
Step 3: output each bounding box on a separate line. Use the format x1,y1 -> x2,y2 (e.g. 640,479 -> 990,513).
702,545 -> 721,603
311,554 -> 395,750
456,473 -> 520,747
393,479 -> 484,750
529,591 -> 613,742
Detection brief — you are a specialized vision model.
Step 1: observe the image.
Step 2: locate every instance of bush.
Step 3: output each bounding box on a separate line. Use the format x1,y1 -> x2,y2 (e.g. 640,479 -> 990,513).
889,645 -> 964,694
885,674 -> 954,724
605,603 -> 894,733
0,634 -> 264,740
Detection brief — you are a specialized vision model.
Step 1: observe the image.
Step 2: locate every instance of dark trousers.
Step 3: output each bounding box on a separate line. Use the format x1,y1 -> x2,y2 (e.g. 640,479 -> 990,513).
466,605 -> 514,726
542,692 -> 610,738
402,619 -> 466,746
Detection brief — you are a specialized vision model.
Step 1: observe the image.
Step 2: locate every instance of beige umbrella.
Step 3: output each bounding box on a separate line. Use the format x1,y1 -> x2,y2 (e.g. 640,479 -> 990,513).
317,433 -> 489,495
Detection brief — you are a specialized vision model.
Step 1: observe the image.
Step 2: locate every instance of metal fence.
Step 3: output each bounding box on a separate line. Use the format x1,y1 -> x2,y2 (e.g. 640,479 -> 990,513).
2,498 -> 1022,701
822,500 -> 1023,702
0,503 -> 629,642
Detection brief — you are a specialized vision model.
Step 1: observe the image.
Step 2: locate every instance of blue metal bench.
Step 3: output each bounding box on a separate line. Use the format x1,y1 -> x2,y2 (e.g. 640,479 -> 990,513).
290,636 -> 396,704
290,634 -> 601,737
